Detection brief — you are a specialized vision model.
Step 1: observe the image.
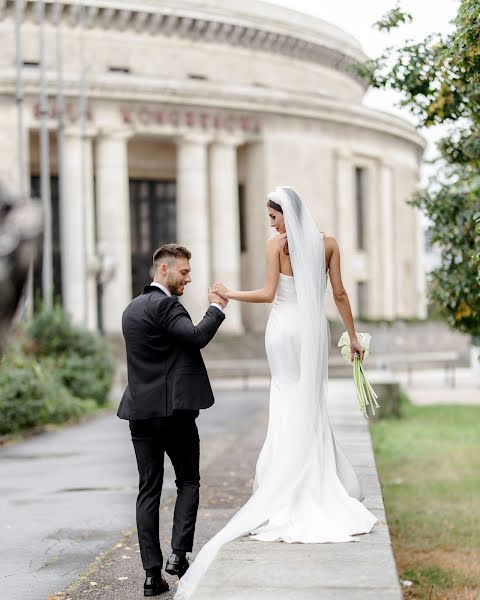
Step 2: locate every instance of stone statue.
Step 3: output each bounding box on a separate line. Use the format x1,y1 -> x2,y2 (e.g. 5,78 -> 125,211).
0,183 -> 42,356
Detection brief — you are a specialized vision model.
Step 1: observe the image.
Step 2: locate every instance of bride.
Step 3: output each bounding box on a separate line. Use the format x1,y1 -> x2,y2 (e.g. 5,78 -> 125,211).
175,186 -> 377,599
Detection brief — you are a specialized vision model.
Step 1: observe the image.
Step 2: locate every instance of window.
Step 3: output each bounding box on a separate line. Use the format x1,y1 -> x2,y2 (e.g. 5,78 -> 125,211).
108,66 -> 130,74
187,73 -> 208,80
129,179 -> 176,296
238,183 -> 247,253
355,167 -> 366,251
30,175 -> 62,306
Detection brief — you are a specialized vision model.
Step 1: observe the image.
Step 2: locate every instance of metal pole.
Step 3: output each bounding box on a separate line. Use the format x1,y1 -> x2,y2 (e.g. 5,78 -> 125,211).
14,0 -> 26,200
78,0 -> 89,327
54,0 -> 66,311
14,0 -> 34,319
37,0 -> 53,310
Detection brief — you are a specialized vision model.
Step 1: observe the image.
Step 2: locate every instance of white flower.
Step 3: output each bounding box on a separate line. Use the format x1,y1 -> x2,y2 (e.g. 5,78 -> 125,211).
338,331 -> 371,364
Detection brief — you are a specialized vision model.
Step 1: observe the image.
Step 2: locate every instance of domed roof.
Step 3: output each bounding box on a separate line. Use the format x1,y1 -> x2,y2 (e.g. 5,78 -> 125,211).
157,0 -> 364,59
0,0 -> 365,83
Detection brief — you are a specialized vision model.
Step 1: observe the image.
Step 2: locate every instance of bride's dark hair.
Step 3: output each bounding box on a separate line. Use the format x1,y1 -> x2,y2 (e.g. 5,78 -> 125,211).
267,199 -> 289,256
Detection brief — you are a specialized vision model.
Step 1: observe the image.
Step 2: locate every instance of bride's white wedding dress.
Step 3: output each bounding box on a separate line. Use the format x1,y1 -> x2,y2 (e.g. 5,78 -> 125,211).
175,187 -> 377,599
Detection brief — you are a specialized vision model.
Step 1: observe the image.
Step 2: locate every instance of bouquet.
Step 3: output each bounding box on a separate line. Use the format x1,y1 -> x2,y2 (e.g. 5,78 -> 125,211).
338,332 -> 379,418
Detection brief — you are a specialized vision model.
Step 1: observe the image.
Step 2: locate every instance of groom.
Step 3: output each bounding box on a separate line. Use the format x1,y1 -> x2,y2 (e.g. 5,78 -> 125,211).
118,243 -> 228,596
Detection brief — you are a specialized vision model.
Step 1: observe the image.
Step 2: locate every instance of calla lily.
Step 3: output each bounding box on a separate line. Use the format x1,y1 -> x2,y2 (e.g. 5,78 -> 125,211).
338,331 -> 379,418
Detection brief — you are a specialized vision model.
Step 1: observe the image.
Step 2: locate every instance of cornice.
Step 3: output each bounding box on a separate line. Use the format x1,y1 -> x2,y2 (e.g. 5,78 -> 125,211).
0,69 -> 425,149
1,0 -> 368,88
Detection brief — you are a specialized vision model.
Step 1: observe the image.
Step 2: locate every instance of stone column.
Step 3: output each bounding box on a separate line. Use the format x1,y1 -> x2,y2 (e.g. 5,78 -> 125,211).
176,134 -> 211,323
242,140 -> 269,332
61,129 -> 97,329
335,149 -> 357,316
379,162 -> 396,320
367,162 -> 382,319
0,105 -> 23,192
414,207 -> 427,319
209,138 -> 244,334
95,130 -> 132,334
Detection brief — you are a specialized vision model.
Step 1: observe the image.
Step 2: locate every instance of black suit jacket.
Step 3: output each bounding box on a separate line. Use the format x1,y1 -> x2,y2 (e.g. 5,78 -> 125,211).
117,286 -> 225,420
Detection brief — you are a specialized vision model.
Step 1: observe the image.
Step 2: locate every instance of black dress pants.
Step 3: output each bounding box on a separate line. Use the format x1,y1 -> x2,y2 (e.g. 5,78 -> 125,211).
129,414 -> 200,570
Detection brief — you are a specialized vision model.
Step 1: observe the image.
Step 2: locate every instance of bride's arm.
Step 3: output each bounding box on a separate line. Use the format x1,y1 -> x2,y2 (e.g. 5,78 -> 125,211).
327,237 -> 364,358
213,238 -> 280,303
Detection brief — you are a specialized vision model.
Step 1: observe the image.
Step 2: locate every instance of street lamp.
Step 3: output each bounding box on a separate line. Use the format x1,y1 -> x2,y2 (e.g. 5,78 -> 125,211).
89,241 -> 117,335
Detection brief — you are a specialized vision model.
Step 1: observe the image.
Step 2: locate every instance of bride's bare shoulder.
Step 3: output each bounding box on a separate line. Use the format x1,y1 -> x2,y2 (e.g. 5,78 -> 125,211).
267,234 -> 286,250
323,234 -> 338,249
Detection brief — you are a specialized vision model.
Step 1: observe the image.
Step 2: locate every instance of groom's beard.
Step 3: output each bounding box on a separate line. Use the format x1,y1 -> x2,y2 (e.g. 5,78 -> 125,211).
165,273 -> 186,296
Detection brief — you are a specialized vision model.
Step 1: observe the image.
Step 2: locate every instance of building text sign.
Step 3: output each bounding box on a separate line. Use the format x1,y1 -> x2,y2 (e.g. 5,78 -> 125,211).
120,106 -> 262,134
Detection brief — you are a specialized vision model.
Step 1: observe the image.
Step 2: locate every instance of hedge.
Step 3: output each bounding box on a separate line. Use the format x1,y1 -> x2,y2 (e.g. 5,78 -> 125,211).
0,306 -> 114,435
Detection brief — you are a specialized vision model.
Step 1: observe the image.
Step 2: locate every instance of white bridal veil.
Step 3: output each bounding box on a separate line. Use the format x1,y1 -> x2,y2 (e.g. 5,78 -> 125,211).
175,186 -> 376,599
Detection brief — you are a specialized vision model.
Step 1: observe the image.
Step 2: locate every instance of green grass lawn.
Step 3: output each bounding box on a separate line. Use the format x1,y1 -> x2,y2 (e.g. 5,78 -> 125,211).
370,400 -> 480,600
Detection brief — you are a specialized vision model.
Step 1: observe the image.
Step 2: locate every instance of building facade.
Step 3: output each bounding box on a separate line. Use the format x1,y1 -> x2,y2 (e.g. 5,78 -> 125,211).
0,0 -> 426,334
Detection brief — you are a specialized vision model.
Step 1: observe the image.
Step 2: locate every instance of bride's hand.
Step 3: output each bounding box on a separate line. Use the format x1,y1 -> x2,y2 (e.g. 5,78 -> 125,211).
350,339 -> 365,362
212,282 -> 230,299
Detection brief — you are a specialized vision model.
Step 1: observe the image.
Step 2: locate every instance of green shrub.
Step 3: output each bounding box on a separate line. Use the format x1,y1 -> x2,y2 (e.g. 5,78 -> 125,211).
26,306 -> 114,405
0,306 -> 114,436
52,350 -> 113,405
0,353 -> 94,435
26,305 -> 79,355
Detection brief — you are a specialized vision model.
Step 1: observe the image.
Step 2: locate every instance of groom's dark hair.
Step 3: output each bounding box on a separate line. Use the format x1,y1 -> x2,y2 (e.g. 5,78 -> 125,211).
153,244 -> 192,268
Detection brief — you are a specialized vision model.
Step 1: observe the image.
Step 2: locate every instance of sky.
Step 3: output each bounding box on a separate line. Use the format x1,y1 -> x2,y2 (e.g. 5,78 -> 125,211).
264,0 -> 459,169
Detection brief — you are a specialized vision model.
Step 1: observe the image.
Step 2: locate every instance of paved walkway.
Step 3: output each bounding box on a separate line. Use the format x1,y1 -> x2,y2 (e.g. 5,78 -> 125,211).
399,368 -> 480,406
0,414 -> 138,600
192,380 -> 402,600
56,382 -> 401,600
4,383 -> 401,599
0,390 -> 263,600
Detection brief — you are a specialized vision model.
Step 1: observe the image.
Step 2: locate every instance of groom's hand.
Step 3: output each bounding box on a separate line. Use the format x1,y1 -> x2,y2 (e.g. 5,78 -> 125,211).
208,287 -> 228,309
212,282 -> 230,299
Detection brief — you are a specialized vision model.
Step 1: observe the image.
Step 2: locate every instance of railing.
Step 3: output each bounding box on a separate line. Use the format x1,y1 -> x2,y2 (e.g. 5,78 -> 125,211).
206,351 -> 461,389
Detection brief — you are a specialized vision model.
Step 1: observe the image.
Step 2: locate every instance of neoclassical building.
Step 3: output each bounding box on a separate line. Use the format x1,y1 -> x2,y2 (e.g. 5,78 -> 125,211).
0,0 -> 426,334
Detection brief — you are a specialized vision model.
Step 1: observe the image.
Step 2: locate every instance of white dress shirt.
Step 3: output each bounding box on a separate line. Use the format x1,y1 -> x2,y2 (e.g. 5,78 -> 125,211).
150,282 -> 224,313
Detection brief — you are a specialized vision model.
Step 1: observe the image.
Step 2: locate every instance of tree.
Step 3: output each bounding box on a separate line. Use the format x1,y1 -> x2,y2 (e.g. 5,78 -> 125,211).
356,1 -> 480,336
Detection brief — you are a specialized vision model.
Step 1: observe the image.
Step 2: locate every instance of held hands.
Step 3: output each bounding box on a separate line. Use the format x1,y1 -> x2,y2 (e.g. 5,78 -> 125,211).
212,282 -> 230,301
208,287 -> 228,309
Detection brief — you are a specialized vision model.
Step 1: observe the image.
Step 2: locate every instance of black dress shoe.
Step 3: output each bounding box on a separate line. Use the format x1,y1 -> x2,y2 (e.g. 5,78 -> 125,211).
165,552 -> 189,578
144,572 -> 169,596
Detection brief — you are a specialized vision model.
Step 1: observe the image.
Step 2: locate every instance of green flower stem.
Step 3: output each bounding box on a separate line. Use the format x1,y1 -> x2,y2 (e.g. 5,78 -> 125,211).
351,356 -> 380,418
359,361 -> 380,407
353,357 -> 367,416
357,359 -> 368,408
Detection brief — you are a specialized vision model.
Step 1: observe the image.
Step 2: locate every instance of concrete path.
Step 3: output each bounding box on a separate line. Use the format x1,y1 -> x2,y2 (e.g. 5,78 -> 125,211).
400,368 -> 480,406
60,382 -> 402,600
193,380 -> 402,600
0,414 -> 138,600
0,390 -> 264,600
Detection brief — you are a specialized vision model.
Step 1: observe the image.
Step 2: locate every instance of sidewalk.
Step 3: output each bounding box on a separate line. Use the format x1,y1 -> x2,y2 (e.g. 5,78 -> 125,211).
59,383 -> 401,600
399,367 -> 480,405
192,380 -> 402,600
0,390 -> 265,600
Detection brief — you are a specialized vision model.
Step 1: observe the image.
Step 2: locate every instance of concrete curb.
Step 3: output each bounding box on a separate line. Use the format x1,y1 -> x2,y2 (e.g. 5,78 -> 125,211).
193,381 -> 402,600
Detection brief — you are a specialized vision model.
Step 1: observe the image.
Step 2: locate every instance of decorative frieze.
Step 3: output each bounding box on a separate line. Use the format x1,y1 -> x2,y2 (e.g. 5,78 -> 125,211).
1,0 -> 365,85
